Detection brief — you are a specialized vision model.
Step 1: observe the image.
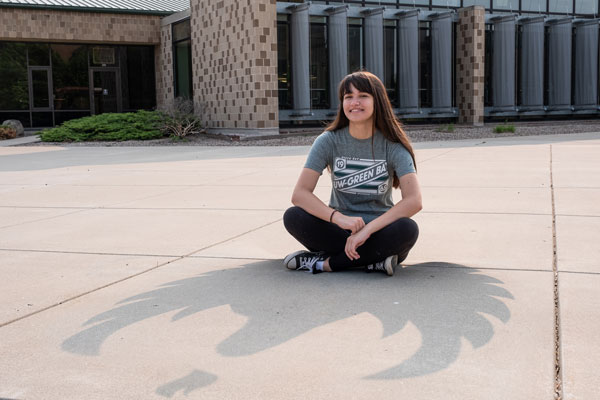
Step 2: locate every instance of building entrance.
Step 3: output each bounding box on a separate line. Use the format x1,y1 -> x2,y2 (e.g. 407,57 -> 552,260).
90,68 -> 121,114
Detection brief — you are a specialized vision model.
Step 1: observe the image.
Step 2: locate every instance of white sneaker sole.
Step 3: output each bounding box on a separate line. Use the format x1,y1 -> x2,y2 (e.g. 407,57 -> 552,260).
384,255 -> 398,276
283,250 -> 306,270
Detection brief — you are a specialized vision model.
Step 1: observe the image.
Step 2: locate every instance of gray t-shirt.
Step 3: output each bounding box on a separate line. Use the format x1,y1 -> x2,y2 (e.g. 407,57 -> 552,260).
305,126 -> 416,223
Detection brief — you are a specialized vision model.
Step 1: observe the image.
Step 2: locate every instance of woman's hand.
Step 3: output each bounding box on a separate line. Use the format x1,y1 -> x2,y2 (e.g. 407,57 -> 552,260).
332,212 -> 365,234
345,228 -> 371,260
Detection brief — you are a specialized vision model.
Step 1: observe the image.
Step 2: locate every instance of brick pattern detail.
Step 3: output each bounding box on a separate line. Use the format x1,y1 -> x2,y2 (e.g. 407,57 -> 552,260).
0,8 -> 161,44
156,24 -> 173,109
190,0 -> 279,130
456,6 -> 485,126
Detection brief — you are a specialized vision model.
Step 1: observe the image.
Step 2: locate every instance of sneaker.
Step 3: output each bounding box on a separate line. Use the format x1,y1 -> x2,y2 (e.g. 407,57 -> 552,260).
365,255 -> 397,276
283,250 -> 326,274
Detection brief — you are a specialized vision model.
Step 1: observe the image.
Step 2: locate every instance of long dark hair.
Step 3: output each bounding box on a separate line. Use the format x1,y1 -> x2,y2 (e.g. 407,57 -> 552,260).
325,71 -> 416,189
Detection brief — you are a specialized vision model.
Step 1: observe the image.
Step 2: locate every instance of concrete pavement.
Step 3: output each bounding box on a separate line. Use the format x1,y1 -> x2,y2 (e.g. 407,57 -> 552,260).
0,132 -> 598,399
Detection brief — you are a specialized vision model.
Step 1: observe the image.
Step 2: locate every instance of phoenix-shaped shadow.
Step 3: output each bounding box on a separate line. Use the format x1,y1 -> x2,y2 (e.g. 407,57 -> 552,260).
62,260 -> 512,391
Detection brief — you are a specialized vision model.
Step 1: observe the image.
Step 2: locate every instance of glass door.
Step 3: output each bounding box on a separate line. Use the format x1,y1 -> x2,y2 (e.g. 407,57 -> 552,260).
28,66 -> 54,126
90,68 -> 121,114
29,67 -> 52,110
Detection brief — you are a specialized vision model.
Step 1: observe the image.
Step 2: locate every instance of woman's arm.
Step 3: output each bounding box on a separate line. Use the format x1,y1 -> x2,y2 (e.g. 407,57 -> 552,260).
291,168 -> 365,233
344,172 -> 422,260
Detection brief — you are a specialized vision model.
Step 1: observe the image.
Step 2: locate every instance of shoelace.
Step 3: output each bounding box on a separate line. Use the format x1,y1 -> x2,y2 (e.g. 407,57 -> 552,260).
298,255 -> 321,272
367,261 -> 385,271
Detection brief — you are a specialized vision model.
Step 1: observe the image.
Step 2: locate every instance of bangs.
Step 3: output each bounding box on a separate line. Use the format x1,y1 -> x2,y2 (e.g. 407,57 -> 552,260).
339,72 -> 374,98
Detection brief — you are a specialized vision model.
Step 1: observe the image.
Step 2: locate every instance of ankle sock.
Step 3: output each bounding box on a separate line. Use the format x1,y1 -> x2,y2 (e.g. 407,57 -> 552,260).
314,261 -> 325,272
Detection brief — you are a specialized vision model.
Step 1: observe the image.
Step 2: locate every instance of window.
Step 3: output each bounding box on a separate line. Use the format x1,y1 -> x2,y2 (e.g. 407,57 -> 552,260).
310,16 -> 329,109
432,0 -> 461,6
172,19 -> 193,99
576,0 -> 598,14
277,14 -> 292,110
494,0 -> 519,10
123,46 -> 156,110
0,42 -> 29,111
384,20 -> 397,106
51,44 -> 89,111
549,0 -> 573,13
348,18 -> 363,74
521,0 -> 547,12
419,21 -> 432,108
463,0 -> 490,7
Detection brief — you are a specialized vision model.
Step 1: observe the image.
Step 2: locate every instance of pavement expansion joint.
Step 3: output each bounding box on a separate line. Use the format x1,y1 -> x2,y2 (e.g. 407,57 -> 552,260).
0,248 -> 181,258
0,209 -> 87,230
421,210 -> 551,217
0,218 -> 283,330
418,148 -> 460,164
550,144 -> 564,400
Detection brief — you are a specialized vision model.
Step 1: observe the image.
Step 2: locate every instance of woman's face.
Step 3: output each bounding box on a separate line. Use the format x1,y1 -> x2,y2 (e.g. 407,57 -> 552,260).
342,84 -> 374,124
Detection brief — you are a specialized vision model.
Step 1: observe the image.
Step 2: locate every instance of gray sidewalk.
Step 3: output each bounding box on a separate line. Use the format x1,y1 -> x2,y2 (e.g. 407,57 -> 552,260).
0,133 -> 598,399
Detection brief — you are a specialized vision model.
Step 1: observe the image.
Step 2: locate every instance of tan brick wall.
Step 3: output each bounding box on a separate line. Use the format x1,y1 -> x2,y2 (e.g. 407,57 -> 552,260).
190,0 -> 279,132
0,8 -> 160,44
457,6 -> 485,126
156,24 -> 173,109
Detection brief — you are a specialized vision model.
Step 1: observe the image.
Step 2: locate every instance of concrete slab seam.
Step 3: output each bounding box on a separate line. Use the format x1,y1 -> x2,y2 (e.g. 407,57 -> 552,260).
0,209 -> 87,230
417,147 -> 461,164
551,144 -> 564,400
0,205 -> 286,212
0,218 -> 283,329
0,248 -> 182,258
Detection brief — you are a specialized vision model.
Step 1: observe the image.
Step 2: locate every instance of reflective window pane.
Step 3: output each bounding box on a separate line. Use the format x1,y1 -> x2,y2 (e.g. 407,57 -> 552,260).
521,0 -> 547,12
310,20 -> 329,109
27,43 -> 50,66
123,46 -> 156,110
172,19 -> 191,42
384,24 -> 397,105
51,44 -> 90,110
32,111 -> 53,127
174,40 -> 192,99
494,0 -> 519,10
90,46 -> 117,66
400,0 -> 429,4
549,0 -> 573,13
93,70 -> 118,114
419,21 -> 432,108
463,0 -> 490,7
432,0 -> 461,6
0,42 -> 29,110
32,69 -> 50,108
0,111 -> 30,127
576,0 -> 598,14
348,19 -> 363,73
277,18 -> 292,109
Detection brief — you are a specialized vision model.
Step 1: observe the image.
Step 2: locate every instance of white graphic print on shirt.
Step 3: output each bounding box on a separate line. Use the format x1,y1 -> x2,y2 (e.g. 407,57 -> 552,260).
332,157 -> 389,195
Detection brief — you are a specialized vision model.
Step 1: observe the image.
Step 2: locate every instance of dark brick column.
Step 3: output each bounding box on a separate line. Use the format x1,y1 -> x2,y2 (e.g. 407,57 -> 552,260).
457,6 -> 485,126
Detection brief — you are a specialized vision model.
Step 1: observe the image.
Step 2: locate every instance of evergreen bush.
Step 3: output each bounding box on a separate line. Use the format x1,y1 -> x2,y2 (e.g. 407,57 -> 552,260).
40,110 -> 165,142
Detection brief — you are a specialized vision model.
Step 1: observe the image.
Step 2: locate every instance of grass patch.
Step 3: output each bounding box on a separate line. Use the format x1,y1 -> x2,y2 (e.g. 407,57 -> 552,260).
40,110 -> 165,142
493,124 -> 516,134
436,123 -> 455,133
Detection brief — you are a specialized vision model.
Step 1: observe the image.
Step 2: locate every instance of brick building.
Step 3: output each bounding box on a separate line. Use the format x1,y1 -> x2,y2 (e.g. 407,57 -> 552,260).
1,0 -> 599,134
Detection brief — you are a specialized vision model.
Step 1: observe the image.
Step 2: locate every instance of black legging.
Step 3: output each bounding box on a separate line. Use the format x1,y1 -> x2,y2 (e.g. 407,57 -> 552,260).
283,206 -> 419,271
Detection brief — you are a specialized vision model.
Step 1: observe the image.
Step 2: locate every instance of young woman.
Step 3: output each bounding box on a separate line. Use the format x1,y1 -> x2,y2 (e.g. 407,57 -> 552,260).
283,71 -> 422,276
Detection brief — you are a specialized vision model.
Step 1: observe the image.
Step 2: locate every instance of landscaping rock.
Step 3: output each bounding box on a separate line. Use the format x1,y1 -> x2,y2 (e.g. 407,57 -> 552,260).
2,120 -> 25,137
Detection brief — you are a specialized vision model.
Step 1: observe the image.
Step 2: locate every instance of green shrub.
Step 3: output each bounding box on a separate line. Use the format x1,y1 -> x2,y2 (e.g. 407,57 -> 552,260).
435,123 -> 455,133
494,124 -> 516,134
0,125 -> 17,140
40,110 -> 165,142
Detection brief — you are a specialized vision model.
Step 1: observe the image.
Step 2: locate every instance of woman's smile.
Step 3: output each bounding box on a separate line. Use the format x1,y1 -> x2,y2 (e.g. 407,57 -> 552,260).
343,84 -> 374,122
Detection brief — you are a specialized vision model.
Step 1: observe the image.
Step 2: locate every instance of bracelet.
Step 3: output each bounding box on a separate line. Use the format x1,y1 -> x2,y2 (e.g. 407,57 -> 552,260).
329,210 -> 338,223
